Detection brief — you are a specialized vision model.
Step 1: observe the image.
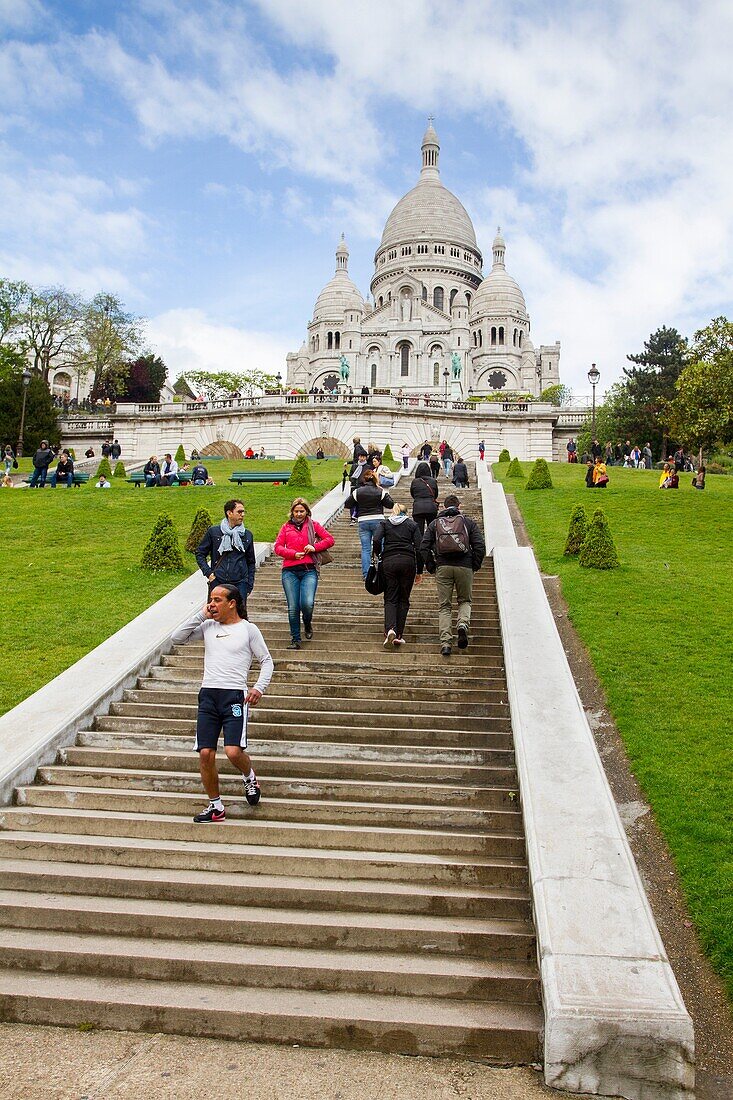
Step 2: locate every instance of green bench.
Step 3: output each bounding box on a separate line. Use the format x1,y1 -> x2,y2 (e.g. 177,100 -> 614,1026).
25,472 -> 90,488
127,472 -> 192,487
229,471 -> 292,484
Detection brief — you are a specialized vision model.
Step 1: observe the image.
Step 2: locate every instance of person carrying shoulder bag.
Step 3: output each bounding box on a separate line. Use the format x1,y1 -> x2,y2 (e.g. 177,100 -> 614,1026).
345,468 -> 394,578
409,460 -> 439,536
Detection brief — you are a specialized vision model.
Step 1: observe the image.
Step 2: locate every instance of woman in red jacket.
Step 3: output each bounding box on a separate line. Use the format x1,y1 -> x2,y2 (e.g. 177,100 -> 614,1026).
274,498 -> 335,650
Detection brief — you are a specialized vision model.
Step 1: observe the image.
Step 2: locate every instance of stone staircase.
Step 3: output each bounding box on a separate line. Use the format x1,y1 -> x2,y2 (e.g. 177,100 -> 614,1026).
0,480 -> 542,1061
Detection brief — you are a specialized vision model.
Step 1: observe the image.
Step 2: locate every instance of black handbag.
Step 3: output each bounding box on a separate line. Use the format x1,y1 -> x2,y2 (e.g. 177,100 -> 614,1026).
364,556 -> 384,595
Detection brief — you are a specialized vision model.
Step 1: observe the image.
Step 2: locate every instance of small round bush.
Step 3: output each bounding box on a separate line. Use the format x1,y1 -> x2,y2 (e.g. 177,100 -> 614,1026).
185,507 -> 214,553
382,443 -> 394,463
526,457 -> 553,490
174,444 -> 186,464
498,448 -> 511,463
113,460 -> 126,479
95,457 -> 112,479
506,458 -> 524,478
579,508 -> 619,570
564,505 -> 588,555
140,513 -> 185,572
288,454 -> 313,489
67,448 -> 76,460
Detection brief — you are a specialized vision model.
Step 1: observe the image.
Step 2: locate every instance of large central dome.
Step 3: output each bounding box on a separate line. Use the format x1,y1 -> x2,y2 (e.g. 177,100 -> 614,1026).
378,123 -> 478,251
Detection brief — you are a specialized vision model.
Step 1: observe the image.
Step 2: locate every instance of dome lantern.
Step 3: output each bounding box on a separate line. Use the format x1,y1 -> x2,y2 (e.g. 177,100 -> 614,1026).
492,227 -> 506,269
335,233 -> 349,271
421,116 -> 440,179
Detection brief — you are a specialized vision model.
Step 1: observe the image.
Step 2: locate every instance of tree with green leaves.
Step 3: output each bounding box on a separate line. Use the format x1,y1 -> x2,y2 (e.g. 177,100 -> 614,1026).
0,278 -> 29,344
288,455 -> 313,489
140,514 -> 185,572
113,460 -> 126,478
175,444 -> 186,464
540,383 -> 572,407
119,353 -> 168,403
668,317 -> 733,460
622,326 -> 689,457
96,457 -> 112,479
526,457 -> 553,490
382,443 -> 394,462
506,458 -> 524,478
179,368 -> 280,401
185,507 -> 215,553
74,292 -> 144,399
0,344 -> 59,454
19,285 -> 85,383
564,505 -> 588,555
577,382 -> 640,458
579,509 -> 619,569
498,448 -> 511,463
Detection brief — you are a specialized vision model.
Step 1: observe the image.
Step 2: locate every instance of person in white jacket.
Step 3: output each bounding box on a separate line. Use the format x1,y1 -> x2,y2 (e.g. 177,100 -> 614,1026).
171,584 -> 274,822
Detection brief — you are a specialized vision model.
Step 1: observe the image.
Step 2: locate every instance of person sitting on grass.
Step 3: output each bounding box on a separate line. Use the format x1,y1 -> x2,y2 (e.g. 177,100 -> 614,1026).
96,474 -> 111,489
245,447 -> 255,459
191,462 -> 209,486
585,460 -> 596,488
692,466 -> 706,490
592,456 -> 609,487
2,473 -> 13,488
661,468 -> 679,489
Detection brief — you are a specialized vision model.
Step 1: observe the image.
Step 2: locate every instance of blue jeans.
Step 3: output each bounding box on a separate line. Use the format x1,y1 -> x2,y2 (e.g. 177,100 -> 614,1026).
29,467 -> 49,487
50,471 -> 73,488
281,567 -> 319,642
358,518 -> 383,578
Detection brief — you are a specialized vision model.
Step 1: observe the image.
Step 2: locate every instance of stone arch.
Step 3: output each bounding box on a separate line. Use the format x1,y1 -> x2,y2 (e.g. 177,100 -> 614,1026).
201,440 -> 245,458
298,436 -> 349,459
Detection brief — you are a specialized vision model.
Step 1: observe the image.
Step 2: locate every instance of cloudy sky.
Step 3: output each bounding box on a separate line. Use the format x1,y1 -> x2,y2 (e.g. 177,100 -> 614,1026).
1,0 -> 731,394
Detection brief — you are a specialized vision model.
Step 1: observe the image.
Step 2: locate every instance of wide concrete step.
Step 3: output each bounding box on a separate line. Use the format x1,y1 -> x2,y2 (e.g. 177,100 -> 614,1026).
149,663 -> 508,691
0,832 -> 529,887
0,806 -> 526,858
161,650 -> 507,670
42,762 -> 518,808
0,890 -> 535,960
107,701 -> 513,735
137,677 -> 508,704
0,927 -> 540,1002
0,859 -> 531,920
20,785 -> 523,835
63,746 -> 519,788
76,730 -> 515,767
0,968 -> 542,1060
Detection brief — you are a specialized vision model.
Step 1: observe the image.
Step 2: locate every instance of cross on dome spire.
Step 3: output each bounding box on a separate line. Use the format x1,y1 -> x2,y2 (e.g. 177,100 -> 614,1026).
421,117 -> 440,179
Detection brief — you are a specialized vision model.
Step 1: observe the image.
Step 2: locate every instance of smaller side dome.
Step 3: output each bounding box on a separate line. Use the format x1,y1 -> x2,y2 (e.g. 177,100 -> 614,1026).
471,231 -> 527,317
312,236 -> 364,321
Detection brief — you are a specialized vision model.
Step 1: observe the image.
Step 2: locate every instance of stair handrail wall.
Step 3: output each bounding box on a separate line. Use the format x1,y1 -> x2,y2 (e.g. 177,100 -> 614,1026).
0,473 -> 363,806
480,469 -> 694,1099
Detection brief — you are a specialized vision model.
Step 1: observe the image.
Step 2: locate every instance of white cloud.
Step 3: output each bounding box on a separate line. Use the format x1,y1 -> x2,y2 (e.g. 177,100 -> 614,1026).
0,39 -> 80,121
147,307 -> 295,379
0,0 -> 45,32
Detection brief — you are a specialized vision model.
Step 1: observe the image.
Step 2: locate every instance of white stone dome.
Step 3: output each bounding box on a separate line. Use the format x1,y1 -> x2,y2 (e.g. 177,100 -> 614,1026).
471,229 -> 527,316
380,179 -> 478,251
312,236 -> 364,320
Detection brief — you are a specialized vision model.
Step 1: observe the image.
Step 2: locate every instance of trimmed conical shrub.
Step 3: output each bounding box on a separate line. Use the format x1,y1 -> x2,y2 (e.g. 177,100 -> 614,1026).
175,444 -> 186,464
140,513 -> 185,572
288,454 -> 313,489
526,458 -> 553,490
564,505 -> 588,555
382,443 -> 394,462
185,507 -> 214,553
95,457 -> 112,479
498,448 -> 511,463
579,508 -> 619,569
506,458 -> 524,478
113,460 -> 126,479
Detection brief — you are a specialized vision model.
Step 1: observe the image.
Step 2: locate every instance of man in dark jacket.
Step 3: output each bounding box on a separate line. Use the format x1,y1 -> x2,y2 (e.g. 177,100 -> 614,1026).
49,450 -> 74,488
195,499 -> 257,611
422,494 -> 485,657
191,462 -> 209,485
29,440 -> 55,487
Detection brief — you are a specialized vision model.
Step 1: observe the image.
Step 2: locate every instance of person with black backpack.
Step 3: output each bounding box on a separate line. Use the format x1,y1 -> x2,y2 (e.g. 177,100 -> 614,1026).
421,494 -> 485,657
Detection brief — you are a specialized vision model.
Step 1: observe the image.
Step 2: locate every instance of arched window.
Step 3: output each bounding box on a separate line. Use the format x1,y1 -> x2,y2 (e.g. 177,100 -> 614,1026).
371,363 -> 377,388
518,331 -> 523,348
422,285 -> 427,301
433,286 -> 444,310
399,343 -> 410,377
465,292 -> 471,307
334,332 -> 340,350
449,288 -> 458,309
498,326 -> 504,345
479,329 -> 483,347
472,332 -> 477,347
378,296 -> 383,308
513,328 -> 517,347
433,363 -> 439,386
327,331 -> 333,350
52,371 -> 71,397
491,327 -> 497,346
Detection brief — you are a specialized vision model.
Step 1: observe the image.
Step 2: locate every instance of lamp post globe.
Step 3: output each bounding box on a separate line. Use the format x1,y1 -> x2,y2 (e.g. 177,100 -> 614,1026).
443,366 -> 449,401
17,367 -> 32,458
587,363 -> 600,441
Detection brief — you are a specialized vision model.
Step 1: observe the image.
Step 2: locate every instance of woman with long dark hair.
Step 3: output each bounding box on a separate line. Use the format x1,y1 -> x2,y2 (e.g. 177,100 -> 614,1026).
345,468 -> 394,578
410,460 -> 439,536
373,503 -> 423,646
274,498 -> 335,650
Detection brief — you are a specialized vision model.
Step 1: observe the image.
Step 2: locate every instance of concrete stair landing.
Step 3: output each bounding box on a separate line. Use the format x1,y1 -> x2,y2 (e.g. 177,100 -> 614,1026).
0,481 -> 542,1061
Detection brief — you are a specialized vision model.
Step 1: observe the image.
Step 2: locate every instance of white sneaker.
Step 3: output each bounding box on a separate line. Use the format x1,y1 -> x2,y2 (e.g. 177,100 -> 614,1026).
393,636 -> 406,646
384,628 -> 396,646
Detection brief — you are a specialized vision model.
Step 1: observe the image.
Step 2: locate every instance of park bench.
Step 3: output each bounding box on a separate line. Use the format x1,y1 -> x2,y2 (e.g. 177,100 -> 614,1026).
304,454 -> 341,460
127,472 -> 192,487
229,471 -> 291,485
24,472 -> 90,488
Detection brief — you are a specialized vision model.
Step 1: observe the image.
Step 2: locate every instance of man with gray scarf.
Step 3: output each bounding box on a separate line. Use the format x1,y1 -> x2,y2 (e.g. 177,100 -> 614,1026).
195,499 -> 257,615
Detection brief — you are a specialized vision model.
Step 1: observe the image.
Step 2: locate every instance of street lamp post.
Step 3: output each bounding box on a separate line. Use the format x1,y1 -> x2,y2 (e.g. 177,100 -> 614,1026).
276,372 -> 282,393
587,363 -> 601,441
443,366 -> 449,402
17,367 -> 32,458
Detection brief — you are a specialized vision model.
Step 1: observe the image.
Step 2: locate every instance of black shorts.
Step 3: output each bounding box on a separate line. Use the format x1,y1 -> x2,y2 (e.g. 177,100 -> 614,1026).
195,688 -> 248,751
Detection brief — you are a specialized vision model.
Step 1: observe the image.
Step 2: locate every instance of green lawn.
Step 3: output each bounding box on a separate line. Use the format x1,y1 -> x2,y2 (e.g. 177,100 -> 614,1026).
0,459 -> 342,717
494,460 -> 733,999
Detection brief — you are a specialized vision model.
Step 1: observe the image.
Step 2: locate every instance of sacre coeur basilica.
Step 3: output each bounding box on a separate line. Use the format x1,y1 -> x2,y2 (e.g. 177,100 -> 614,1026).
285,121 -> 561,398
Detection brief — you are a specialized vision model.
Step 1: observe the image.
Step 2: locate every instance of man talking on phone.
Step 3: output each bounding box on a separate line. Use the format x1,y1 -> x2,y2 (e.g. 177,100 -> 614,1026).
171,584 -> 274,822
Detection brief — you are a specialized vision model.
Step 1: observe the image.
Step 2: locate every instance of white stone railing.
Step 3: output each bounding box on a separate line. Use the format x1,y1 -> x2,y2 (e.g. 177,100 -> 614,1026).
104,395 -> 563,418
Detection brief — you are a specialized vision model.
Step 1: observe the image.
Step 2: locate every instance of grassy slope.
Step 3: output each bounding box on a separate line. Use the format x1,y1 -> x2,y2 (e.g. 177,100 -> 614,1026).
493,461 -> 733,998
0,460 -> 341,716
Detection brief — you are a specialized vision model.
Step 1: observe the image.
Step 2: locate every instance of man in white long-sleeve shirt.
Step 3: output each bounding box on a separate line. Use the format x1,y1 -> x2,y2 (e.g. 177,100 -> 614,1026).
171,583 -> 274,822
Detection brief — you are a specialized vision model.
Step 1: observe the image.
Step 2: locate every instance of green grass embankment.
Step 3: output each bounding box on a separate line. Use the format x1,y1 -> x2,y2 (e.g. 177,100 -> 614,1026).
494,460 -> 733,1000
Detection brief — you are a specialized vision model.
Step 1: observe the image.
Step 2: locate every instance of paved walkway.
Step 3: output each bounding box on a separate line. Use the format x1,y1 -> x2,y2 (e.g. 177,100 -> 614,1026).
0,1023 -> 592,1099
